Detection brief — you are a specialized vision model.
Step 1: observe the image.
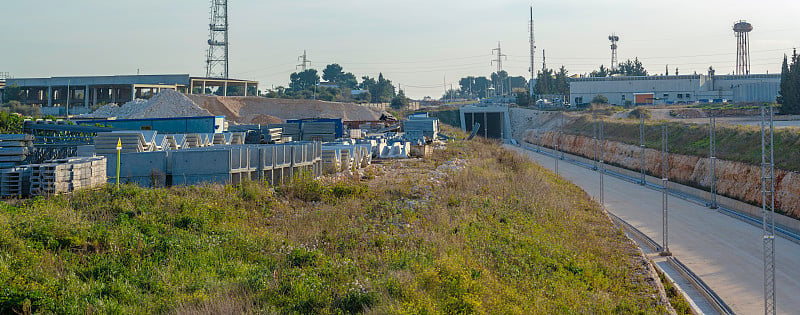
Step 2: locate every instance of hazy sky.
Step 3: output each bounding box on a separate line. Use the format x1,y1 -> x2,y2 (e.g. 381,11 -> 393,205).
2,0 -> 800,98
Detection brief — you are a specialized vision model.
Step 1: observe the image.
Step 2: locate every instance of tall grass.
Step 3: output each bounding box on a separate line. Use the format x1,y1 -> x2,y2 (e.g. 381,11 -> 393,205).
0,134 -> 664,314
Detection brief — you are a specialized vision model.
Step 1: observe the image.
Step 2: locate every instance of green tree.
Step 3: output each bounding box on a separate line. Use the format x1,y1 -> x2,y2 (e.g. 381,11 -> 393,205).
590,65 -> 610,77
322,64 -> 344,83
458,76 -> 491,98
613,58 -> 648,76
2,83 -> 22,103
339,72 -> 358,89
534,68 -> 554,95
391,89 -> 410,109
289,69 -> 320,91
592,94 -> 609,104
780,50 -> 800,114
555,66 -> 570,96
491,71 -> 509,96
516,90 -> 531,107
359,74 -> 395,103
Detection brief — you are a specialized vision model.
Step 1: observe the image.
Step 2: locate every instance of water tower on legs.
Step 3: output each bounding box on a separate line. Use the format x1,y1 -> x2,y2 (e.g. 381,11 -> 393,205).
733,20 -> 753,75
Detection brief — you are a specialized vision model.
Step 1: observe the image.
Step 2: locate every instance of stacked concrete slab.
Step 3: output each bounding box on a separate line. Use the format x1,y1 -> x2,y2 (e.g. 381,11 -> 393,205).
404,117 -> 439,140
29,157 -> 106,195
0,134 -> 35,169
0,166 -> 32,197
301,122 -> 337,142
320,141 -> 375,174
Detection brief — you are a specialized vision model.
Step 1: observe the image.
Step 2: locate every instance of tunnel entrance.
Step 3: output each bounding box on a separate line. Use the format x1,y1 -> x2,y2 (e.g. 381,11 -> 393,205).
460,104 -> 511,140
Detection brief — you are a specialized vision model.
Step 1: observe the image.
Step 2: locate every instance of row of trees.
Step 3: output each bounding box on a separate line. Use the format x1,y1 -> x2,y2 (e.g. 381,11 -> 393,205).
454,71 -> 527,99
779,50 -> 800,114
589,58 -> 648,77
266,63 -> 407,105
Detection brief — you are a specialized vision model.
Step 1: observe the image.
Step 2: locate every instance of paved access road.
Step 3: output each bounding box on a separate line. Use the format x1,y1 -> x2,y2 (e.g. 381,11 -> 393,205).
510,146 -> 800,315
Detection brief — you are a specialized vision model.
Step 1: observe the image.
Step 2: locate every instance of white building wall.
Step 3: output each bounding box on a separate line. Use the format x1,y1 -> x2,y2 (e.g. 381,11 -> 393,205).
570,74 -> 779,105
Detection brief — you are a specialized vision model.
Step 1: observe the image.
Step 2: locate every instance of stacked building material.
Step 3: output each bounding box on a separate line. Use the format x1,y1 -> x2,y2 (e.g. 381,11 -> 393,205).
0,166 -> 32,197
230,132 -> 245,144
266,128 -> 283,143
95,132 -> 147,154
0,134 -> 35,168
183,134 -> 204,148
212,133 -> 229,145
404,117 -> 439,140
30,157 -> 106,195
301,122 -> 337,142
269,123 -> 301,140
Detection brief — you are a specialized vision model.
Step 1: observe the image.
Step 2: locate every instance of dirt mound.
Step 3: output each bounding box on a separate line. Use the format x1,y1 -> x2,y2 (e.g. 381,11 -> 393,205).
83,90 -> 212,119
249,114 -> 283,125
187,95 -> 385,124
670,109 -> 706,119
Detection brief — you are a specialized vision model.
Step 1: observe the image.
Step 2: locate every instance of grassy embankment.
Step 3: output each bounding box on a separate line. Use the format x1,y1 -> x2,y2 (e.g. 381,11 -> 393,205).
0,135 -> 665,314
566,114 -> 800,172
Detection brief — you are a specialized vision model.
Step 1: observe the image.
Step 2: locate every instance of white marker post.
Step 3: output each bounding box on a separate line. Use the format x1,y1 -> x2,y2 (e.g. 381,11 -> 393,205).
116,138 -> 122,189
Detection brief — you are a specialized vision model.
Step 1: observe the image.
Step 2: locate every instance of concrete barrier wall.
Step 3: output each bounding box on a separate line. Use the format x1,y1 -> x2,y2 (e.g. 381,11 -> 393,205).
106,142 -> 323,187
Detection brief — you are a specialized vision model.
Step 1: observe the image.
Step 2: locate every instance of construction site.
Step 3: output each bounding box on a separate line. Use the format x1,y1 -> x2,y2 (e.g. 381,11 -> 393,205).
1,1 -> 800,314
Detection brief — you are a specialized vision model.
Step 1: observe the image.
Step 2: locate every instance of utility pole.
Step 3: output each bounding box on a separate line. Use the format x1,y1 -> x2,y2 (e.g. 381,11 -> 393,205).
491,42 -> 507,96
560,110 -> 565,160
529,6 -> 536,92
297,50 -> 311,71
593,111 -> 598,170
761,104 -> 776,315
599,116 -> 605,206
640,114 -> 646,185
554,111 -> 560,175
709,112 -> 718,209
65,80 -> 70,118
660,124 -> 672,256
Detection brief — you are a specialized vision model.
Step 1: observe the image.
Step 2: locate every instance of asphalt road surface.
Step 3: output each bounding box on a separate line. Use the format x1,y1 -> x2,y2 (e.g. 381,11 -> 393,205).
510,146 -> 800,315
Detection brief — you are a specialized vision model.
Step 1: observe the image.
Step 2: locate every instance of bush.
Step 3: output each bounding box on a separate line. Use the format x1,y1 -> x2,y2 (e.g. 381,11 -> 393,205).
277,172 -> 324,202
592,94 -> 609,104
0,110 -> 24,133
2,101 -> 41,117
629,107 -> 652,120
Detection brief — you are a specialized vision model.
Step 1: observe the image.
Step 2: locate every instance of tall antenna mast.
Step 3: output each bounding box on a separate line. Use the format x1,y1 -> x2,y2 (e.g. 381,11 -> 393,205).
609,33 -> 619,72
491,42 -> 507,96
529,6 -> 536,81
297,50 -> 311,71
205,0 -> 229,78
542,49 -> 546,71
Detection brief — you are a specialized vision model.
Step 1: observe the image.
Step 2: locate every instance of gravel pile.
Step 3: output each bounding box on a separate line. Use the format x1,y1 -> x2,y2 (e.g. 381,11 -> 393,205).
82,90 -> 213,119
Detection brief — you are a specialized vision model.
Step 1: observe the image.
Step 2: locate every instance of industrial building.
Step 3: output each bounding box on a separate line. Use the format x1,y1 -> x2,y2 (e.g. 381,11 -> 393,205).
4,74 -> 258,115
569,72 -> 780,106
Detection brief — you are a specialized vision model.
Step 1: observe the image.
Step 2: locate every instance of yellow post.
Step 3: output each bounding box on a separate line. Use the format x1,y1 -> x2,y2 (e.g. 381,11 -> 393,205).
116,138 -> 122,189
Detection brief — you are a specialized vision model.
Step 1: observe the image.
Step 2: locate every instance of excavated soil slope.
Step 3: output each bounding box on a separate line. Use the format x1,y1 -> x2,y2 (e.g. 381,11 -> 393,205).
524,131 -> 800,218
187,95 -> 384,124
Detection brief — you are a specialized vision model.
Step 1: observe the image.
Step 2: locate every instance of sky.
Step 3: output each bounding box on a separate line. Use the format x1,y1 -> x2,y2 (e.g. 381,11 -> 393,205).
2,0 -> 800,99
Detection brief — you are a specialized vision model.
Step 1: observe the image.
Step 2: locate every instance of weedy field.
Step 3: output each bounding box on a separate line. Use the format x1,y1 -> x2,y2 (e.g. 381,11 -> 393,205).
0,136 -> 666,314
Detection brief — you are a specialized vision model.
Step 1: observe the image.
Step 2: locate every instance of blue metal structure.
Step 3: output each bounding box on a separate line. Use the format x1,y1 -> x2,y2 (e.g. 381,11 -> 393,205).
74,116 -> 226,134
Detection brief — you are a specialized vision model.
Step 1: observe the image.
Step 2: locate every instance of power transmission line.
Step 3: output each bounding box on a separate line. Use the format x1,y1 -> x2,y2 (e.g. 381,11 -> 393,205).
297,50 -> 312,71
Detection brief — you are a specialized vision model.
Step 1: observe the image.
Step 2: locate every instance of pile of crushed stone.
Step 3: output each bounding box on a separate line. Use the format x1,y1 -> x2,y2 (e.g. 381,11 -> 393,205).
82,90 -> 213,119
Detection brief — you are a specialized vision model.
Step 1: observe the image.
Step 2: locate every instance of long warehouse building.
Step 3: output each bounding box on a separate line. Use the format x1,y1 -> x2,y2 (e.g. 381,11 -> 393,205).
569,71 -> 780,106
3,74 -> 258,115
